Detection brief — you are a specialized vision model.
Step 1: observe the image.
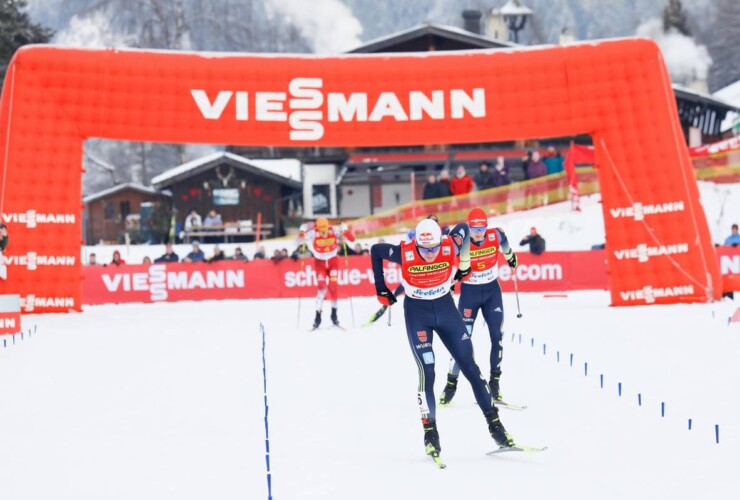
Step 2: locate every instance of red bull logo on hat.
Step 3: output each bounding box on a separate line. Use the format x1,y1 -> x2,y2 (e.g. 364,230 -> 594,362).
418,232 -> 434,244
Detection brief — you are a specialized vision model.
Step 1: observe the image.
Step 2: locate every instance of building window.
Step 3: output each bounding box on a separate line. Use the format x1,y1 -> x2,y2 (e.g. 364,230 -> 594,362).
104,201 -> 116,220
120,201 -> 131,220
312,184 -> 331,215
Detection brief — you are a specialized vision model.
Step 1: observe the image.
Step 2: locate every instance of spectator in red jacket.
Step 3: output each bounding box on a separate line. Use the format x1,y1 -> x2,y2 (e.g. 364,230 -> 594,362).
450,165 -> 474,196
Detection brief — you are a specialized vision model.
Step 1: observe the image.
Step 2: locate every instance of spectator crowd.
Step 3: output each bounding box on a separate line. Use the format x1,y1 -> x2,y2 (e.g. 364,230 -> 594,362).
422,147 -> 566,201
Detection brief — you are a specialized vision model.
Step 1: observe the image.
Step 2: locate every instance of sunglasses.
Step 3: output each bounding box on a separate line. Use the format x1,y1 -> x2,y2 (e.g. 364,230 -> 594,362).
470,226 -> 487,233
418,245 -> 441,256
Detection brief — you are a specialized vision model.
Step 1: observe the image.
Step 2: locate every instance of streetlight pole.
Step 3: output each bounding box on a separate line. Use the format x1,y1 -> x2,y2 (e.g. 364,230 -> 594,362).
501,0 -> 533,44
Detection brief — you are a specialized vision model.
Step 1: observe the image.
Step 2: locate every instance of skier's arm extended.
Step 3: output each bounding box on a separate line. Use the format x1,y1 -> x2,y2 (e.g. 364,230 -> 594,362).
448,223 -> 471,282
370,243 -> 402,305
495,228 -> 518,268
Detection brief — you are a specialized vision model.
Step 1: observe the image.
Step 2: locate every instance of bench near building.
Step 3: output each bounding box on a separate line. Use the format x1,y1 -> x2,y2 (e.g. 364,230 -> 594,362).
151,152 -> 300,243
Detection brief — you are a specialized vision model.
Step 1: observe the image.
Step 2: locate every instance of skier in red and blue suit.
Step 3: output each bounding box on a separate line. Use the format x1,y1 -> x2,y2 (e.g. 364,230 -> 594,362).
371,217 -> 515,462
439,207 -> 519,405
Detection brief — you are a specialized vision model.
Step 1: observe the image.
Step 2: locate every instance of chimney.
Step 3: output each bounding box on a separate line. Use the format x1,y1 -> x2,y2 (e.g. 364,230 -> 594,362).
462,10 -> 482,34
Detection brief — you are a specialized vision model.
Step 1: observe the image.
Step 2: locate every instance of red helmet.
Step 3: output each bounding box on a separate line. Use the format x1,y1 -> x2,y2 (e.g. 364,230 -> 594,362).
467,207 -> 488,229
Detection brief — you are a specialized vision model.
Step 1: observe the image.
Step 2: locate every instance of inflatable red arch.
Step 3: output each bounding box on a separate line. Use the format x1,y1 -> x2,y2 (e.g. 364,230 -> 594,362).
0,39 -> 721,312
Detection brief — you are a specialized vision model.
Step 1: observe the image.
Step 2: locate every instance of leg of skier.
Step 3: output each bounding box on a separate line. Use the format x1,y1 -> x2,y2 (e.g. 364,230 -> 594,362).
439,285 -> 482,404
328,257 -> 340,326
402,298 -> 441,457
434,294 -> 514,448
313,259 -> 328,329
481,281 -> 505,400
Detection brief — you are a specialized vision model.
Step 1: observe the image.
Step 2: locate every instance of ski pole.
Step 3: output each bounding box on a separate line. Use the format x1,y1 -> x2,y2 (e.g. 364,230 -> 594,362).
387,304 -> 392,327
513,272 -> 523,318
297,243 -> 306,328
342,234 -> 356,328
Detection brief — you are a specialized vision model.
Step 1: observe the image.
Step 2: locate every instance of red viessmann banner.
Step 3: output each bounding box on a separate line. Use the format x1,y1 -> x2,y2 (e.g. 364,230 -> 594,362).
82,247 -> 740,306
82,251 -> 611,305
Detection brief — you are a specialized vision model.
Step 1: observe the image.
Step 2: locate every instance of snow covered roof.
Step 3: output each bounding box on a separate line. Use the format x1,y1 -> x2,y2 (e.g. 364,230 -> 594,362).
672,84 -> 740,136
345,22 -> 517,54
714,80 -> 740,133
150,152 -> 302,189
83,182 -> 168,204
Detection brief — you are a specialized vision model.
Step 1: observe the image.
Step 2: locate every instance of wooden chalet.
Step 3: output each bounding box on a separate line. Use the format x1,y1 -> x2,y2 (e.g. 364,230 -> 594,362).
83,183 -> 171,244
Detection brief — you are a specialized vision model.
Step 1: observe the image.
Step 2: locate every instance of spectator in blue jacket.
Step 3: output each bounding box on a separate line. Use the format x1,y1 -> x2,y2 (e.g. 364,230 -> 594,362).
725,224 -> 740,247
183,241 -> 205,262
520,227 -> 546,255
543,146 -> 565,175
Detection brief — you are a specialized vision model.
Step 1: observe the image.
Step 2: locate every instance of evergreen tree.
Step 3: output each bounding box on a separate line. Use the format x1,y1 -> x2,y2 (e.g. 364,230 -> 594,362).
0,0 -> 53,86
704,0 -> 740,91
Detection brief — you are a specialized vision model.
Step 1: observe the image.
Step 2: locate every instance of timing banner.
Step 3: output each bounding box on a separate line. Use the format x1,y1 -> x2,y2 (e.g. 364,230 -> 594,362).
0,39 -> 720,310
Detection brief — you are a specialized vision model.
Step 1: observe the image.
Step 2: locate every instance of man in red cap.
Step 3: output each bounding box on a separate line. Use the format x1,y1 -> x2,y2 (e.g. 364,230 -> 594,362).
298,217 -> 354,329
520,226 -> 546,255
439,207 -> 518,405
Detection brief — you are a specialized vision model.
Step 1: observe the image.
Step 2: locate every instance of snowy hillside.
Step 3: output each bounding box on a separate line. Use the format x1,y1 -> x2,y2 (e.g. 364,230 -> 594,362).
488,180 -> 740,251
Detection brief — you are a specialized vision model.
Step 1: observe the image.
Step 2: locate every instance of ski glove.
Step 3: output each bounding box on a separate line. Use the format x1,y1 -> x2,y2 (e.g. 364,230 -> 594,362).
376,285 -> 398,306
454,266 -> 472,283
507,253 -> 518,268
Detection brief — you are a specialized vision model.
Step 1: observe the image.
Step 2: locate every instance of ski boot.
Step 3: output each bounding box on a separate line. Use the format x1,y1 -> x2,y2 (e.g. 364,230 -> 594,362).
484,407 -> 514,448
439,374 -> 458,404
489,375 -> 502,402
422,417 -> 441,456
312,311 -> 322,330
330,307 -> 340,326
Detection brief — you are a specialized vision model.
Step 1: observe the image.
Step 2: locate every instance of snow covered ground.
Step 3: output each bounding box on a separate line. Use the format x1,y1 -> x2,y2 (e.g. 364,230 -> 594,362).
83,180 -> 740,264
2,293 -> 739,499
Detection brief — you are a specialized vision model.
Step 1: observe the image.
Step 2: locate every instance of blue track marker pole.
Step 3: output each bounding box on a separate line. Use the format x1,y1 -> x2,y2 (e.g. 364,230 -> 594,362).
531,338 -> 534,347
569,354 -> 573,367
600,374 -> 603,388
715,425 -> 720,444
584,362 -> 588,376
260,323 -> 274,500
543,344 -> 546,355
556,351 -> 560,363
638,393 -> 642,406
618,383 -> 622,396
688,419 -> 692,430
661,402 -> 665,417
